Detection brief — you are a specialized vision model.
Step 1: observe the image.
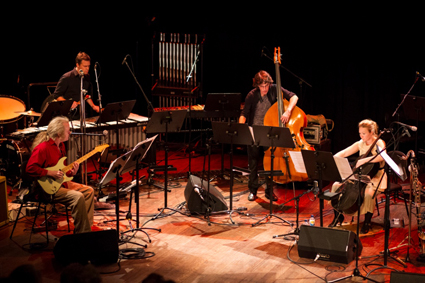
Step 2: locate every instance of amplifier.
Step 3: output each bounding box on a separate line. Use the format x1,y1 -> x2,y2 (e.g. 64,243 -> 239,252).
303,125 -> 321,145
0,176 -> 9,227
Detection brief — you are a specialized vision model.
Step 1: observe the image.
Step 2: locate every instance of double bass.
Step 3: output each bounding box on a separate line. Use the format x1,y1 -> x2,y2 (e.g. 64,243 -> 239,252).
263,47 -> 314,184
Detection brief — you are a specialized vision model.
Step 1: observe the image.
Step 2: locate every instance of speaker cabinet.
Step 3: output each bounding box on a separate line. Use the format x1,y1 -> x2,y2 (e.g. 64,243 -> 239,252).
297,225 -> 362,264
390,271 -> 425,282
54,229 -> 119,265
184,175 -> 228,214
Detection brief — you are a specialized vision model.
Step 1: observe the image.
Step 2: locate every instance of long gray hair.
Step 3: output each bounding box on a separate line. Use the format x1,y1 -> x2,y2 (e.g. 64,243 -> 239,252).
31,116 -> 69,151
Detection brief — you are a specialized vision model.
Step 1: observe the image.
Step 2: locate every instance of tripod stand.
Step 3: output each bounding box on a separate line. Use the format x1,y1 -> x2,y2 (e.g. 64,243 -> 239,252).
250,125 -> 295,227
146,110 -> 187,220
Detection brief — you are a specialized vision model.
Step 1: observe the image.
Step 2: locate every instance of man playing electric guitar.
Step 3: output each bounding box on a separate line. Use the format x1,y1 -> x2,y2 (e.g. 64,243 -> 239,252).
26,116 -> 94,234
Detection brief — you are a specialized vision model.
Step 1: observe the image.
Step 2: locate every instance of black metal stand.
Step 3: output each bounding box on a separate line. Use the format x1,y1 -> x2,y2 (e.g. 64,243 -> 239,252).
249,125 -> 295,227
146,110 -> 187,221
329,168 -> 379,283
211,121 -> 254,224
120,137 -> 161,242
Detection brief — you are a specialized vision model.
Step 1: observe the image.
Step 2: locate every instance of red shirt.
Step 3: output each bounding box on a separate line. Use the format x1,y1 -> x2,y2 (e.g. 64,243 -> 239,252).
26,138 -> 67,178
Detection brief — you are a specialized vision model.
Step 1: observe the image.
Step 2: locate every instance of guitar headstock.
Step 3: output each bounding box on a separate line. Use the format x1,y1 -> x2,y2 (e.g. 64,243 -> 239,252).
95,144 -> 110,153
274,47 -> 281,65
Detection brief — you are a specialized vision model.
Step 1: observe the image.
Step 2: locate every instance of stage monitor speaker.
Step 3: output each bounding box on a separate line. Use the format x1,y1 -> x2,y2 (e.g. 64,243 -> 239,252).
184,175 -> 228,214
390,271 -> 425,282
54,229 -> 119,265
297,225 -> 362,264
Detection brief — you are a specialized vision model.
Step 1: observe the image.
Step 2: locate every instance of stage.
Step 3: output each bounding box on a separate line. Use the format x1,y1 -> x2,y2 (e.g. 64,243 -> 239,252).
1,148 -> 425,283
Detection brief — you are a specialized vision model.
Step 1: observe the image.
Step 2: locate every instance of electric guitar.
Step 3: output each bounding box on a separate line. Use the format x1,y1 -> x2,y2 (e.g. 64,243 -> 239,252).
38,144 -> 109,194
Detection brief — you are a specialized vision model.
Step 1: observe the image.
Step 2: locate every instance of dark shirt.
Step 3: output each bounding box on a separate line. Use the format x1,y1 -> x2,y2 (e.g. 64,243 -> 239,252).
241,84 -> 296,126
52,69 -> 93,102
26,138 -> 67,178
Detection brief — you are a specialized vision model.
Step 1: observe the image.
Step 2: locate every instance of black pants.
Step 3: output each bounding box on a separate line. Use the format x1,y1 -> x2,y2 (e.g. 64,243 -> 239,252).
247,146 -> 271,195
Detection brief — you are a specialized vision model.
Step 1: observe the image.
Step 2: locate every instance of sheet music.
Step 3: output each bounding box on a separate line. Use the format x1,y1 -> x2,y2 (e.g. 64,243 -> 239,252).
248,126 -> 255,145
377,145 -> 406,180
288,151 -> 307,173
334,156 -> 356,180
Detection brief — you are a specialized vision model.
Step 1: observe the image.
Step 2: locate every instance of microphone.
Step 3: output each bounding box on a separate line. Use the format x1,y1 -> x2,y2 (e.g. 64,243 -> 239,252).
393,121 -> 417,132
78,69 -> 84,77
416,71 -> 425,82
121,54 -> 129,65
312,180 -> 320,200
71,130 -> 108,137
94,62 -> 98,70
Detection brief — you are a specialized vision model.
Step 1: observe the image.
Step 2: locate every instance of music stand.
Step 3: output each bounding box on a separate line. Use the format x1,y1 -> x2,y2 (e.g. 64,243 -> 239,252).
36,100 -> 73,127
98,153 -> 128,239
146,110 -> 187,220
251,125 -> 295,227
211,121 -> 253,224
120,135 -> 160,242
205,93 -> 241,178
301,150 -> 342,228
95,100 -> 136,155
365,145 -> 407,278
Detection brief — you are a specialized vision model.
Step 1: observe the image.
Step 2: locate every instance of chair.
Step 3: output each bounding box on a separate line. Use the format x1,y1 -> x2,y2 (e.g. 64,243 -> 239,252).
9,161 -> 70,245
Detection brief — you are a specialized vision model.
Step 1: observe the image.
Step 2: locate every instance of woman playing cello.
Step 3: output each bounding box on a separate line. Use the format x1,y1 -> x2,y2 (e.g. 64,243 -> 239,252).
329,119 -> 387,234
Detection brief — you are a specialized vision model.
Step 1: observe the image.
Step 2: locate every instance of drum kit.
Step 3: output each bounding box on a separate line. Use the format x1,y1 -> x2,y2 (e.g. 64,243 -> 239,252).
0,95 -> 41,188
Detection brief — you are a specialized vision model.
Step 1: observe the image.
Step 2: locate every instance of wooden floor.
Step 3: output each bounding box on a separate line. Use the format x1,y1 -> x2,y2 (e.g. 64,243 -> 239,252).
1,149 -> 425,283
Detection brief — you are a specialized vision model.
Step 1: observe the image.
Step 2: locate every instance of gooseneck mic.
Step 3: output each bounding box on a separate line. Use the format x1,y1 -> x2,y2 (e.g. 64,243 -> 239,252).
393,121 -> 417,132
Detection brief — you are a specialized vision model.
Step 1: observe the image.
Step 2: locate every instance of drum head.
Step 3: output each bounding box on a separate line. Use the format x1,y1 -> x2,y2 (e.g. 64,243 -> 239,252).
0,95 -> 26,124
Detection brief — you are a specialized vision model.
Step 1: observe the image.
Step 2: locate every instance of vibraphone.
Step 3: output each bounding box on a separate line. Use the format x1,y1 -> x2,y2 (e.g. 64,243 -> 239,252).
8,113 -> 149,163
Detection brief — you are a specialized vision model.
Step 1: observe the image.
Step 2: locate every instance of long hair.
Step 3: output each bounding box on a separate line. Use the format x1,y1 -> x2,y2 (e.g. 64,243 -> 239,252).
358,119 -> 379,137
31,116 -> 69,150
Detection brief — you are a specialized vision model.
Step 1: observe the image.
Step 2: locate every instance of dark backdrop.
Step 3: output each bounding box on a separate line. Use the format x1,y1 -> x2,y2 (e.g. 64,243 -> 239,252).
2,6 -> 424,153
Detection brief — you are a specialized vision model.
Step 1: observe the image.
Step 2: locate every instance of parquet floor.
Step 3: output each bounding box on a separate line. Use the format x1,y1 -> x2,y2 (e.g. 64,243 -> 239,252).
1,149 -> 425,282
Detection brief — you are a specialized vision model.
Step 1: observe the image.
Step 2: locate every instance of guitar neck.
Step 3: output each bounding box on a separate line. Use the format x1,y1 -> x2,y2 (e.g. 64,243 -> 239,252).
61,148 -> 100,172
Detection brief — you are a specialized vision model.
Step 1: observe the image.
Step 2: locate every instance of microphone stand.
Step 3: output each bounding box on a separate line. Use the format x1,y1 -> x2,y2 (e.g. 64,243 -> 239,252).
94,62 -> 103,113
122,55 -> 154,116
79,70 -> 88,185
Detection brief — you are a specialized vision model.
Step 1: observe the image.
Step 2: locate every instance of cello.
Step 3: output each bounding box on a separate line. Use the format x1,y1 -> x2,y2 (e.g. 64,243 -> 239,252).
263,47 -> 314,184
331,131 -> 384,215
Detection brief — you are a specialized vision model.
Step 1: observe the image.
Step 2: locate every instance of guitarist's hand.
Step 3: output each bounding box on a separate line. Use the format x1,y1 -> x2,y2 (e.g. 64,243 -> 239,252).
69,162 -> 80,176
47,170 -> 64,179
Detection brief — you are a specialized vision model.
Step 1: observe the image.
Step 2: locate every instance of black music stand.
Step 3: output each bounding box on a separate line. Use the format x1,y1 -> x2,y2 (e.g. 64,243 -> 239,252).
146,110 -> 187,220
211,121 -> 253,224
120,135 -> 160,242
364,145 -> 407,278
251,125 -> 295,227
301,150 -> 342,227
205,93 -> 241,178
36,100 -> 73,127
95,100 -> 136,152
98,153 -> 128,239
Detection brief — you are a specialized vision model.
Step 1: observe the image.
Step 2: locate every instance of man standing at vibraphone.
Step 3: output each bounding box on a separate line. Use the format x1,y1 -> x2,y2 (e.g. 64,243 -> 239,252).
52,52 -> 100,118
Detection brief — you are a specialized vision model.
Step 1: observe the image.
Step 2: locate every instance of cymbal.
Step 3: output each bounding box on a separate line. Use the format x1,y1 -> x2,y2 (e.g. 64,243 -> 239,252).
14,110 -> 41,116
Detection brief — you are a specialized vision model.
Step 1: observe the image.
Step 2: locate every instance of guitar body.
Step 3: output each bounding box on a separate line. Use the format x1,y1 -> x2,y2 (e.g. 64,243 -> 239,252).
38,157 -> 73,195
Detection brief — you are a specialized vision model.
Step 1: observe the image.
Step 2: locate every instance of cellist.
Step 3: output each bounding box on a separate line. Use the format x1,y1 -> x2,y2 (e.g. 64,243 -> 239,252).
239,70 -> 299,202
329,119 -> 387,234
